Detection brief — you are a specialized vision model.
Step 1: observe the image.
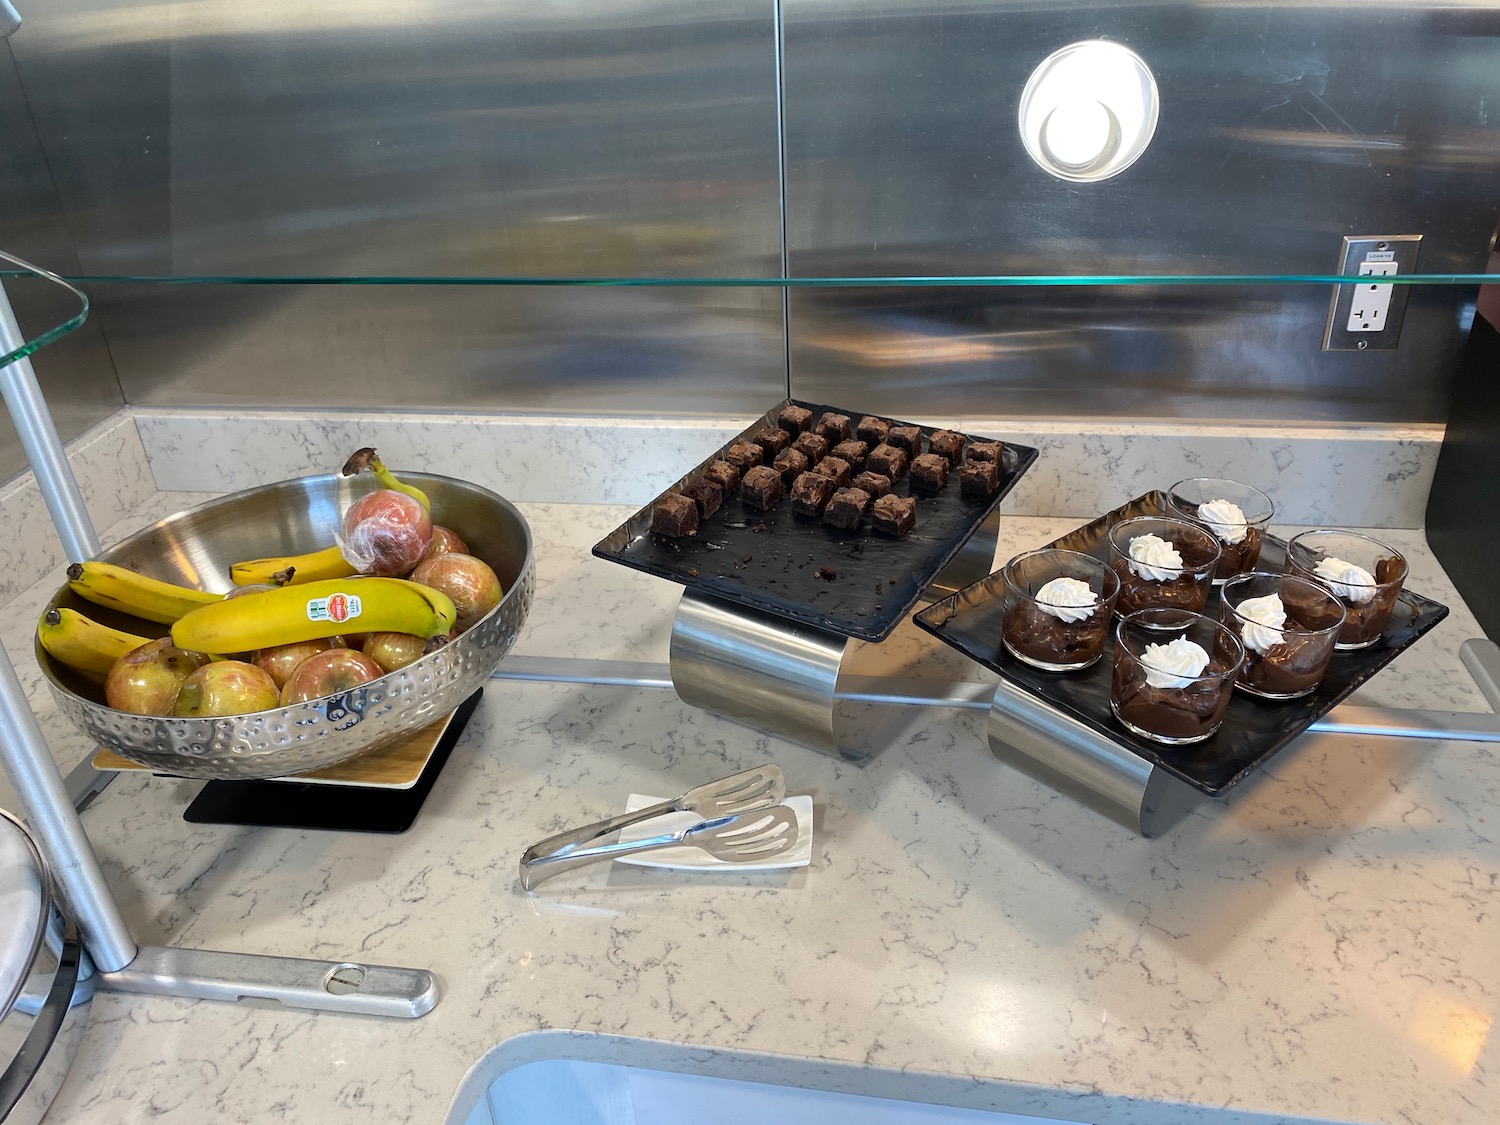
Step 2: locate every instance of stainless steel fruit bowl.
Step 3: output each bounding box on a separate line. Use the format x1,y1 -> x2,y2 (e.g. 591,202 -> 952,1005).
36,471 -> 535,781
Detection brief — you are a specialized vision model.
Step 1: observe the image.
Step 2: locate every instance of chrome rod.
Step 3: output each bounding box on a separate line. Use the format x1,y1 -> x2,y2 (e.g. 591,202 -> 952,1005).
1460,638 -> 1500,713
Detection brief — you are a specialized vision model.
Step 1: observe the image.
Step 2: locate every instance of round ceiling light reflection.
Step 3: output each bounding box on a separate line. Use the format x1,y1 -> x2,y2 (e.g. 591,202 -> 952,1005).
1018,40 -> 1158,183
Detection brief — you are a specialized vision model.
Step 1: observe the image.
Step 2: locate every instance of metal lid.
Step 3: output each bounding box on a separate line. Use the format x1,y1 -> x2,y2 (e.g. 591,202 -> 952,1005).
0,809 -> 49,1018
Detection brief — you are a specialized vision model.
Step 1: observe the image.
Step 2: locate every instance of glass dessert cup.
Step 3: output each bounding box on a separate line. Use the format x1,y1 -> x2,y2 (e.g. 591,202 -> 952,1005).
1166,477 -> 1274,584
1110,608 -> 1244,745
1000,548 -> 1121,671
1105,516 -> 1221,617
1219,572 -> 1345,699
1285,529 -> 1408,651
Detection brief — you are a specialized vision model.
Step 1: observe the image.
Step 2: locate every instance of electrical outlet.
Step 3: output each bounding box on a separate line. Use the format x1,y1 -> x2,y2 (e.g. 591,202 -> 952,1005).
1323,235 -> 1421,351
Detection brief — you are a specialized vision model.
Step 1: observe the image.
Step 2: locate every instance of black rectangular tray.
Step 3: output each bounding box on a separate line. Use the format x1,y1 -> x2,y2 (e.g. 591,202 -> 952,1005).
593,400 -> 1038,643
913,492 -> 1449,795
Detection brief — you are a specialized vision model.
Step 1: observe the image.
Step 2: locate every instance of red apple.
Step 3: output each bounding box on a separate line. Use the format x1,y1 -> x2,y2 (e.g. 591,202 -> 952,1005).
338,489 -> 432,577
173,661 -> 280,717
421,525 -> 469,561
105,639 -> 211,716
410,553 -> 503,633
280,648 -> 383,705
363,632 -> 428,674
253,637 -> 341,689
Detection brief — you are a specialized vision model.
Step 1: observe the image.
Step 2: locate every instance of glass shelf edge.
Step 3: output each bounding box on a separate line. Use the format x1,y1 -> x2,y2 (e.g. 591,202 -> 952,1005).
0,252 -> 90,370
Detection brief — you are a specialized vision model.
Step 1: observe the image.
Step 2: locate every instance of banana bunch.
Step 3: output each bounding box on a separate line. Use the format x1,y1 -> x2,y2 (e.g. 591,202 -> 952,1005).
66,561 -> 223,624
37,608 -> 152,680
172,577 -> 456,654
230,545 -> 357,588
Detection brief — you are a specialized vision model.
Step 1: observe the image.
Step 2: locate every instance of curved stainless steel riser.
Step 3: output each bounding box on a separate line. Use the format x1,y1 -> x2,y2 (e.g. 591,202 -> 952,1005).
986,679 -> 1201,837
669,509 -> 1001,761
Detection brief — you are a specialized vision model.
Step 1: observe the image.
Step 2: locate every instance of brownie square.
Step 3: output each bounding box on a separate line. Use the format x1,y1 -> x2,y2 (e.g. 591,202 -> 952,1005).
724,440 -> 763,471
812,455 -> 852,488
791,471 -> 836,517
928,430 -> 965,467
773,447 -> 810,487
702,459 -> 740,494
856,416 -> 890,446
823,487 -> 871,530
753,427 -> 790,459
871,494 -> 916,538
680,478 -> 723,520
910,452 -> 950,491
814,412 -> 853,443
792,432 -> 829,463
740,465 -> 785,510
887,426 -> 923,456
776,404 -> 814,435
966,441 -> 1003,463
960,458 -> 1001,497
831,440 -> 869,471
851,471 -> 892,499
652,494 -> 698,537
866,443 -> 909,480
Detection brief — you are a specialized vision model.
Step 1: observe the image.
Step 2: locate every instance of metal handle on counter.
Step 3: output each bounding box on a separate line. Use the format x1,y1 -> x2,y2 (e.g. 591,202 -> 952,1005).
519,820 -> 703,890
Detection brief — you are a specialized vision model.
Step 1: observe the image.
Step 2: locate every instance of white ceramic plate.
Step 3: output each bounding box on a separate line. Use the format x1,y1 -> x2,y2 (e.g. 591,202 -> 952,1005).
614,793 -> 814,871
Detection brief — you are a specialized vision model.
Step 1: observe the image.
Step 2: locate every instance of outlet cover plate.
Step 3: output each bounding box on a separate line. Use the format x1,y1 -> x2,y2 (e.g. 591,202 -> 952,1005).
1323,235 -> 1422,351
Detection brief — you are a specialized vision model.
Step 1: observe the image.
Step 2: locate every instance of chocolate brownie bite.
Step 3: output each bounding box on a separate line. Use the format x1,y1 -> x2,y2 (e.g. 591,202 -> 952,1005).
966,440 -> 1003,463
776,404 -> 813,435
792,431 -> 828,464
791,471 -> 836,517
680,478 -> 723,519
823,487 -> 871,530
910,452 -> 950,491
773,447 -> 810,487
959,458 -> 1000,497
870,494 -> 916,538
856,415 -> 891,446
702,459 -> 740,494
867,443 -> 909,480
652,494 -> 698,537
753,427 -> 790,459
852,471 -> 892,499
723,440 -> 763,472
740,465 -> 785,510
887,425 -> 922,456
830,440 -> 869,471
928,430 -> 965,467
811,455 -> 852,488
814,412 -> 853,443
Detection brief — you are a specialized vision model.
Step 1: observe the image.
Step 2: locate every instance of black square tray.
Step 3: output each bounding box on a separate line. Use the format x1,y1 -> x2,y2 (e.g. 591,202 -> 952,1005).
913,492 -> 1449,795
593,400 -> 1038,643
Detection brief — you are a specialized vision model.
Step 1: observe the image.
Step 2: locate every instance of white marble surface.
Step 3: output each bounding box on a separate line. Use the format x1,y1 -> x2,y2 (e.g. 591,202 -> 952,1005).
0,485 -> 1494,1125
132,408 -> 1442,526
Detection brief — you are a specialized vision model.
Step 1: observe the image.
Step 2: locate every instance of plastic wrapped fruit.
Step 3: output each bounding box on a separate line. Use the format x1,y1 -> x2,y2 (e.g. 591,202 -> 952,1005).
422,525 -> 469,561
410,553 -> 503,633
338,489 -> 433,577
105,638 -> 211,716
172,661 -> 280,717
280,648 -> 383,705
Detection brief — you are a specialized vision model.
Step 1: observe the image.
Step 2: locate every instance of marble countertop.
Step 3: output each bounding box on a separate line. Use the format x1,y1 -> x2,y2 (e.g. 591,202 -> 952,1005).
3,489 -> 1497,1125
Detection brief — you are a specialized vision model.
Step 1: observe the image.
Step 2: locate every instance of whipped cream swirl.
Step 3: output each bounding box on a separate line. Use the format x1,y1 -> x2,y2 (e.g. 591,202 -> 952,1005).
1235,593 -> 1286,654
1196,498 -> 1248,545
1313,556 -> 1376,604
1033,576 -> 1099,623
1127,533 -> 1184,582
1139,637 -> 1211,689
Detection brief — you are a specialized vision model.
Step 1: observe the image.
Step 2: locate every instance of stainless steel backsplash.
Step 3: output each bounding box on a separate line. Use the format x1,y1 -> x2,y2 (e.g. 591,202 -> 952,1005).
2,0 -> 1498,470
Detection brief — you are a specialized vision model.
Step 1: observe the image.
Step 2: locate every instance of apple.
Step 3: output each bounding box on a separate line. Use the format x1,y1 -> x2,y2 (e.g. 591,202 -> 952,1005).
173,661 -> 280,717
105,639 -> 211,716
410,553 -> 503,633
280,648 -> 383,705
363,632 -> 428,674
253,637 -> 340,689
421,525 -> 469,561
339,489 -> 432,577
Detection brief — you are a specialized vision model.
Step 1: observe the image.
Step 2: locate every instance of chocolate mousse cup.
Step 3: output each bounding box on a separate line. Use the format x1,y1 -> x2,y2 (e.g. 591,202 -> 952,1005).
1219,572 -> 1345,699
1110,609 -> 1244,745
1105,516 -> 1221,617
1166,477 -> 1275,584
1285,529 -> 1408,651
1000,549 -> 1121,671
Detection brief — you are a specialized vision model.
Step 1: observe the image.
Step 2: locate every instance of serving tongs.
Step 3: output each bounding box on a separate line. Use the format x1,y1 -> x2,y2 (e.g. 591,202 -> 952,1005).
519,764 -> 789,889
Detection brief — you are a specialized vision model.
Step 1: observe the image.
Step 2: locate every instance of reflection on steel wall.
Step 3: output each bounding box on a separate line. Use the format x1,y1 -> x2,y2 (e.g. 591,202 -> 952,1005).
11,0 -> 784,416
0,43 -> 123,483
783,1 -> 1500,423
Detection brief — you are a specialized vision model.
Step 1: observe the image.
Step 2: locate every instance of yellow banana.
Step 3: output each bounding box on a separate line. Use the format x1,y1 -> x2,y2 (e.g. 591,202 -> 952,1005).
171,577 -> 455,654
230,545 -> 357,588
67,561 -> 223,625
342,447 -> 431,512
36,607 -> 153,680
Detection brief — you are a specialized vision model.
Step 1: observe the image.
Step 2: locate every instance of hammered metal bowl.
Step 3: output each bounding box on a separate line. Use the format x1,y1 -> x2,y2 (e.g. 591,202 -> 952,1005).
36,471 -> 535,780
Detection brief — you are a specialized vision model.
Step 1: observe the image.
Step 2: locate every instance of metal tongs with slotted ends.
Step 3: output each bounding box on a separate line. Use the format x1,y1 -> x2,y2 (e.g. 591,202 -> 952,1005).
518,764 -> 789,889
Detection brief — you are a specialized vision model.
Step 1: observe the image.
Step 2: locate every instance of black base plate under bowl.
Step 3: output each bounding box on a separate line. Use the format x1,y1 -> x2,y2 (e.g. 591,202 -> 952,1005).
914,494 -> 1449,796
